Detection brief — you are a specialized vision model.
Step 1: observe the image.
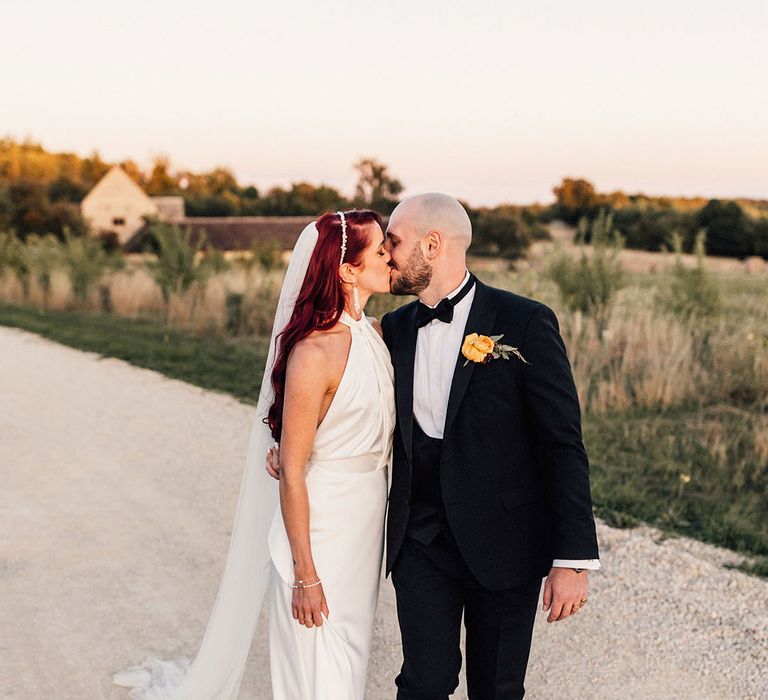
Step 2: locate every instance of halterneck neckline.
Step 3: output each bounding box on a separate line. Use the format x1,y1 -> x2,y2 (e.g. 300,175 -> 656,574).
339,310 -> 367,328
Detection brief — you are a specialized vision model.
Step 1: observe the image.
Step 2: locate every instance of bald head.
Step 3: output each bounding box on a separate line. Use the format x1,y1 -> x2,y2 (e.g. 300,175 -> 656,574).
386,193 -> 472,299
388,193 -> 472,252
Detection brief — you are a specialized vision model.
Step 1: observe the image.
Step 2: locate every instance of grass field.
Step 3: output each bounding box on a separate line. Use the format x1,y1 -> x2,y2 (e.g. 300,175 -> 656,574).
2,266 -> 766,577
0,302 -> 268,404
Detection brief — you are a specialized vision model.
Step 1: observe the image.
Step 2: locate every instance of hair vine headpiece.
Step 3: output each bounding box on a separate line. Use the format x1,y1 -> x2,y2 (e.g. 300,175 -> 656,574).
337,211 -> 347,265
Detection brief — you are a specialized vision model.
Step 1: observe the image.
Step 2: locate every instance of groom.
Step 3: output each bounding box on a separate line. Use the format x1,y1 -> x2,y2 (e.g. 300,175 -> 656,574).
381,193 -> 600,699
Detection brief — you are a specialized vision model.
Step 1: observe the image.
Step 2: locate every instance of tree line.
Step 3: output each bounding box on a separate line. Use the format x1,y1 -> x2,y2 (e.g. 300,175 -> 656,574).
551,177 -> 768,259
1,138 -> 766,260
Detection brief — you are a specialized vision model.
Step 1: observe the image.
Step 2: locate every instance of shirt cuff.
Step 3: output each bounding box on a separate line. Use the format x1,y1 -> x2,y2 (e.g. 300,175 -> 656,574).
552,559 -> 601,570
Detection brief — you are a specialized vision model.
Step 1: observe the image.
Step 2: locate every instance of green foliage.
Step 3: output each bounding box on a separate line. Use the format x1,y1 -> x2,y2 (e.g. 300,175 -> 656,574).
552,177 -> 600,225
143,220 -> 218,323
235,237 -> 284,274
0,231 -> 36,300
657,229 -> 720,326
612,207 -> 696,252
549,176 -> 767,260
353,157 -> 403,214
468,206 -> 536,259
3,299 -> 765,571
545,209 -> 625,334
0,138 -> 359,229
25,234 -> 62,308
586,407 -> 768,560
247,183 -> 349,217
224,292 -> 245,335
0,180 -> 87,238
61,229 -> 124,306
0,231 -> 16,280
0,302 -> 268,405
145,155 -> 179,196
753,217 -> 768,257
695,199 -> 751,258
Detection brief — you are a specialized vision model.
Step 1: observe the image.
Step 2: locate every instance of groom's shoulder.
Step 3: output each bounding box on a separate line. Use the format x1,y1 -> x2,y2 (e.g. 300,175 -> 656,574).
481,280 -> 549,319
382,299 -> 418,326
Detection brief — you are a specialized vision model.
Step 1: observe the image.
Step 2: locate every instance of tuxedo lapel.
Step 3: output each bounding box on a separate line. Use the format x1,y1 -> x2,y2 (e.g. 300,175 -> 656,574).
443,279 -> 497,439
394,302 -> 418,463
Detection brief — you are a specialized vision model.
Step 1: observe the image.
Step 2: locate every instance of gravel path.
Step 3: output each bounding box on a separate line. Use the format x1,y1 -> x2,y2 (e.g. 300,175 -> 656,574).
1,324 -> 765,700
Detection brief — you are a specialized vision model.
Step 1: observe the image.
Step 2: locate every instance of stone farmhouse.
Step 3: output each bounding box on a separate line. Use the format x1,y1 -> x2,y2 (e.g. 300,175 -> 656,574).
80,166 -> 185,244
80,166 -> 313,254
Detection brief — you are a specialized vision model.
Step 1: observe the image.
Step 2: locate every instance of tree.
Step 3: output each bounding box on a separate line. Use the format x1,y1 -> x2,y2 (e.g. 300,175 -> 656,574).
119,160 -> 147,188
552,177 -> 600,225
353,157 -> 403,213
79,150 -> 110,189
695,200 -> 752,258
146,155 -> 179,195
255,183 -> 349,216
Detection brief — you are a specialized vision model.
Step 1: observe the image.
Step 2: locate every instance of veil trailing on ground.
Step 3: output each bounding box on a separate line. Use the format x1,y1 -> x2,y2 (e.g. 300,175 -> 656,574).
113,222 -> 320,699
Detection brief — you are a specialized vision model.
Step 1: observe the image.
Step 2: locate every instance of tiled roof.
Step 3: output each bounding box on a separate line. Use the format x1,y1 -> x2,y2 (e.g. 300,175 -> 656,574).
122,216 -> 316,252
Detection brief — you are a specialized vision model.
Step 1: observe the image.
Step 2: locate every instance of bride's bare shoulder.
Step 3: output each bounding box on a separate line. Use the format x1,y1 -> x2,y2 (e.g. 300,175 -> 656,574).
288,325 -> 349,374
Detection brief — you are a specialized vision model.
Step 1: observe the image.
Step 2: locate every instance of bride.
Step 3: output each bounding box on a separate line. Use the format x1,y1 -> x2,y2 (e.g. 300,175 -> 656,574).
113,210 -> 395,699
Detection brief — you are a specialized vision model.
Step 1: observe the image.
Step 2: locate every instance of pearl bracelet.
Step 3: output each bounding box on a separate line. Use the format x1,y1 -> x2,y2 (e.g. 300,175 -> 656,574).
292,576 -> 322,590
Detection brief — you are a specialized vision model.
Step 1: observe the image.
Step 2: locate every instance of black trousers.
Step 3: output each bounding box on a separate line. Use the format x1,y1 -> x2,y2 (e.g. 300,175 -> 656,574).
392,531 -> 542,700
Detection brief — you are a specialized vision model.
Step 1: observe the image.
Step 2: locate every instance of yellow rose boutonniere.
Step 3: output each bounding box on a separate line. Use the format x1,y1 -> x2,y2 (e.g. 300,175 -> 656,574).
461,332 -> 529,367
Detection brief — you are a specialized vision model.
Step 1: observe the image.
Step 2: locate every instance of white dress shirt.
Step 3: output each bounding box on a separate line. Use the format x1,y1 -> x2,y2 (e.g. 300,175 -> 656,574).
413,269 -> 600,572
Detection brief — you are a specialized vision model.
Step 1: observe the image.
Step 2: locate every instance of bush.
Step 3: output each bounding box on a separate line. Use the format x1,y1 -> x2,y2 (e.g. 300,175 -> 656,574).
225,292 -> 245,335
248,237 -> 284,272
657,229 -> 720,326
61,229 -> 125,307
26,234 -> 62,309
545,208 -> 625,335
612,207 -> 696,252
0,232 -> 33,301
694,200 -> 752,258
469,207 -> 535,259
752,217 -> 768,258
143,220 -> 228,324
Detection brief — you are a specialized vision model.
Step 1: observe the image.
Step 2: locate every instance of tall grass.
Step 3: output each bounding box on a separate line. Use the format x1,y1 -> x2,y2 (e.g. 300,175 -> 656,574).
1,241 -> 767,567
2,237 -> 766,415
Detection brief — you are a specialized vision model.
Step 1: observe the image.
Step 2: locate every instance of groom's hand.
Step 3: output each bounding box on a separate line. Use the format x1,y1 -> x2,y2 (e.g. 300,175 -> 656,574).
266,443 -> 281,480
542,567 -> 589,623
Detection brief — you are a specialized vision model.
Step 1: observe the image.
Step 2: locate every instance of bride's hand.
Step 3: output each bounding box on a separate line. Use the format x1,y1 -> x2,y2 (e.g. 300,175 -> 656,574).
292,581 -> 330,628
266,443 -> 281,480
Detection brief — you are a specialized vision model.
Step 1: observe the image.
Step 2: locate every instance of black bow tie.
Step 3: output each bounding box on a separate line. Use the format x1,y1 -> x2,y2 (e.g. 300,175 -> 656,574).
415,274 -> 475,328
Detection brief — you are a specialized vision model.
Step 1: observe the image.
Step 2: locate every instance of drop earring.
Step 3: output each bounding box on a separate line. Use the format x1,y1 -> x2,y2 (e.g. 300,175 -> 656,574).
353,283 -> 361,315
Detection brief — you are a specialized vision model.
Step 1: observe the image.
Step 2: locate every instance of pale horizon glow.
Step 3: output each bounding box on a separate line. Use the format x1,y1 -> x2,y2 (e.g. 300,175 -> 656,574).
1,0 -> 766,206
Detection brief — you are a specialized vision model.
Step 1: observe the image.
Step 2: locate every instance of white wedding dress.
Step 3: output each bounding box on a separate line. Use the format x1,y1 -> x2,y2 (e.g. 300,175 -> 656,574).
267,309 -> 395,699
113,221 -> 394,700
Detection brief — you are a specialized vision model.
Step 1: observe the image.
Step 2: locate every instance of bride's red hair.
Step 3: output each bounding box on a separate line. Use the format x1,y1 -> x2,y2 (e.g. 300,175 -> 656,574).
265,210 -> 383,442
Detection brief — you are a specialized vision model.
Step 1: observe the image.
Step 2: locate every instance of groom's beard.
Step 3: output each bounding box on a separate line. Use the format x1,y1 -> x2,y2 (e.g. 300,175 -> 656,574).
391,246 -> 432,296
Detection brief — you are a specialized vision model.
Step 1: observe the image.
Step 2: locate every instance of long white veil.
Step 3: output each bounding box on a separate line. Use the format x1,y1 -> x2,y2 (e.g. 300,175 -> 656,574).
113,221 -> 320,699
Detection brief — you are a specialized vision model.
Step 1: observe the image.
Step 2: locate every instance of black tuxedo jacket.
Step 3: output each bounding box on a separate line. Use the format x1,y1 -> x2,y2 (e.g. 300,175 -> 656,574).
381,275 -> 600,590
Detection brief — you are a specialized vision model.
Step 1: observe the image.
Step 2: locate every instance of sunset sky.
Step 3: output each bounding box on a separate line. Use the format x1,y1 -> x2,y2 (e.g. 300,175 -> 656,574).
2,0 -> 766,205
